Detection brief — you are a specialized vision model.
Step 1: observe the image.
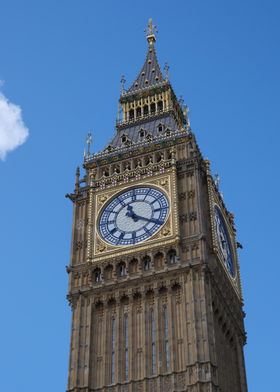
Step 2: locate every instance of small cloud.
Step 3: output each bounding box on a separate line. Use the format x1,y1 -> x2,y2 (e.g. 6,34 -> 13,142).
0,91 -> 29,160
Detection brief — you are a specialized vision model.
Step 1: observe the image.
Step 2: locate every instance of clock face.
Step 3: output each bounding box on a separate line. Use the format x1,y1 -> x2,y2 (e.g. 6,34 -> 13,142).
214,206 -> 235,277
98,186 -> 169,246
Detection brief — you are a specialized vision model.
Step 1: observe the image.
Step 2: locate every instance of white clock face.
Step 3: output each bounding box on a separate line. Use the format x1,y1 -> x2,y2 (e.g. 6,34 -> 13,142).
98,186 -> 169,246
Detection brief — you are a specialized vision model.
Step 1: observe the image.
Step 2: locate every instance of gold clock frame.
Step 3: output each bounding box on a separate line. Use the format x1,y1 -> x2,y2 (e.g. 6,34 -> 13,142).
90,170 -> 179,263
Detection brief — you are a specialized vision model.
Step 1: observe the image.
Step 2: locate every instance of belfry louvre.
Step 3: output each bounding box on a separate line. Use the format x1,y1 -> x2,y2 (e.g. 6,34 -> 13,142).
66,19 -> 248,392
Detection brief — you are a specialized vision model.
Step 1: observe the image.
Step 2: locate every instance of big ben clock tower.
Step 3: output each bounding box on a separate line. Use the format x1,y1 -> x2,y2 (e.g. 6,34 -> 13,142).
66,20 -> 248,392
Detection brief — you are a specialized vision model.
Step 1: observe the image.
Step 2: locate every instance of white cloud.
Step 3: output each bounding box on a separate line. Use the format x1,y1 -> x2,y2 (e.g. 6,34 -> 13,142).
0,91 -> 29,160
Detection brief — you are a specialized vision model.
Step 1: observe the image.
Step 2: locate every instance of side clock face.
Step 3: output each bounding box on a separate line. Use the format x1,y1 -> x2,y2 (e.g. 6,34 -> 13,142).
214,206 -> 235,277
98,186 -> 169,246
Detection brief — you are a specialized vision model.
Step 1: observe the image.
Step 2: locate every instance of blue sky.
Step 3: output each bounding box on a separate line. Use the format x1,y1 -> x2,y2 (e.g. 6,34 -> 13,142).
0,0 -> 279,390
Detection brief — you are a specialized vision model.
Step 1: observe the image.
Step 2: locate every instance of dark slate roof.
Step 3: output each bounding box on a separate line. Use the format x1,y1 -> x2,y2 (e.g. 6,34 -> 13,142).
126,43 -> 165,94
108,113 -> 178,148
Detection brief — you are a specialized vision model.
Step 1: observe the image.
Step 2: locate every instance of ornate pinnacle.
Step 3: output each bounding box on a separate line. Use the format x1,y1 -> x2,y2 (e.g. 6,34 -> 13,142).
145,18 -> 157,45
84,132 -> 93,159
75,166 -> 80,190
214,173 -> 220,189
120,74 -> 126,94
164,62 -> 169,81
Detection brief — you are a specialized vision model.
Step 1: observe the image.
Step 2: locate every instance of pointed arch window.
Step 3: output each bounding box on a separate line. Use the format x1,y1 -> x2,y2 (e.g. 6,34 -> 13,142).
121,134 -> 128,144
150,102 -> 156,114
157,123 -> 164,133
118,262 -> 127,277
136,107 -> 141,118
129,109 -> 134,120
139,128 -> 146,140
157,100 -> 163,111
94,268 -> 102,283
168,249 -> 177,264
143,105 -> 149,116
143,255 -> 151,271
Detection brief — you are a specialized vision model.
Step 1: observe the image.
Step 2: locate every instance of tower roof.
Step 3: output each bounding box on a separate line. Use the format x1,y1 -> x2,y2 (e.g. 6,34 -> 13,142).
125,19 -> 165,95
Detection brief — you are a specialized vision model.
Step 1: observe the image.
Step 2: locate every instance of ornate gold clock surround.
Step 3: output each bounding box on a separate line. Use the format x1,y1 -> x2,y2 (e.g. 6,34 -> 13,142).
91,170 -> 179,262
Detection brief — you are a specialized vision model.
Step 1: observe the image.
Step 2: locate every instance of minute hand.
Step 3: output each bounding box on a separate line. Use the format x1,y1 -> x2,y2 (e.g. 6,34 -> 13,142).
133,214 -> 163,224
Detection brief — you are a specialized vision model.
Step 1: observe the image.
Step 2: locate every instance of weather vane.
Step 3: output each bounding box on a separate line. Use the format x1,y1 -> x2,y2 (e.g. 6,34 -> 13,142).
145,18 -> 158,44
164,62 -> 169,81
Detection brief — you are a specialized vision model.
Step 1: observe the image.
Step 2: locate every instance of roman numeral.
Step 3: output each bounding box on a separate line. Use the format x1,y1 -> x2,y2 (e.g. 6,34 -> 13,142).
117,232 -> 125,245
117,197 -> 126,206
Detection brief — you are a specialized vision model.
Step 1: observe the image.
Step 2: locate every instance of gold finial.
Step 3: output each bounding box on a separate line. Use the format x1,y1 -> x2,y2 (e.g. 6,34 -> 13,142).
145,18 -> 157,45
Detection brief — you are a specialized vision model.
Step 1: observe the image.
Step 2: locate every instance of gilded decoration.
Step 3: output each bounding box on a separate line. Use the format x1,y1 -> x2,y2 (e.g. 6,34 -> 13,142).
91,171 -> 179,262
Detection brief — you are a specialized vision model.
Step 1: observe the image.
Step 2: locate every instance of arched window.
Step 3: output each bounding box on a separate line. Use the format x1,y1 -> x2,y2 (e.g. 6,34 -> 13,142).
121,134 -> 127,144
136,107 -> 141,118
94,268 -> 102,283
118,262 -> 127,277
103,167 -> 109,177
157,123 -> 164,133
104,264 -> 113,280
154,252 -> 164,269
129,258 -> 138,274
139,128 -> 146,140
143,256 -> 151,271
143,105 -> 149,116
167,249 -> 177,264
129,109 -> 134,120
150,103 -> 156,113
157,100 -> 163,111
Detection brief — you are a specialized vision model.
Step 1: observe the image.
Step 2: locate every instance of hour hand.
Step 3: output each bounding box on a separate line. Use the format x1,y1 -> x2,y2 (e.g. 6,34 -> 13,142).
126,205 -> 138,222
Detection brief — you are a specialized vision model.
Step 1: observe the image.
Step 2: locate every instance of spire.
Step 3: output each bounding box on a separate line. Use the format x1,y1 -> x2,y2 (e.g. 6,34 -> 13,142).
125,19 -> 165,94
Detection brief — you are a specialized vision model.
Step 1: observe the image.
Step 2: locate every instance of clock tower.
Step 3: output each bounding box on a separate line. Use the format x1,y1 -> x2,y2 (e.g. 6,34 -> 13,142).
66,20 -> 248,392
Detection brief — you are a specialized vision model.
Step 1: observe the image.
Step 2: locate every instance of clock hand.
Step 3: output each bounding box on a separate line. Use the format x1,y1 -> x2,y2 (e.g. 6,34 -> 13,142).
125,205 -> 139,222
130,213 -> 163,225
